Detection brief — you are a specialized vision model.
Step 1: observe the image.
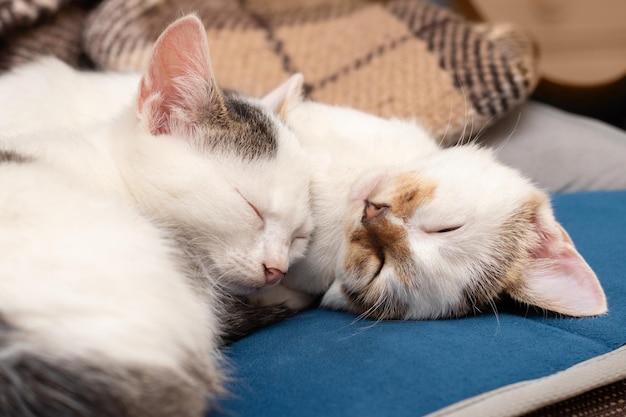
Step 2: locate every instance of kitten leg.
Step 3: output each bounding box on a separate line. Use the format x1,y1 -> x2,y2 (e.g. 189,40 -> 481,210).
218,296 -> 300,344
219,286 -> 319,344
249,284 -> 318,310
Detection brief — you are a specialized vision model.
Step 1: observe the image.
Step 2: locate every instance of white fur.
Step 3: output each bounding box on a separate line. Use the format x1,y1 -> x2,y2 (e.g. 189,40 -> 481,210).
278,100 -> 606,319
0,17 -> 313,400
0,161 -> 218,370
0,95 -> 308,363
0,58 -> 312,294
281,101 -> 439,294
0,57 -> 138,135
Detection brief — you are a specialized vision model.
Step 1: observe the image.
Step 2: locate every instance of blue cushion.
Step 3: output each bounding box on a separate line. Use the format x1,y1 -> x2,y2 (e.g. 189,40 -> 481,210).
214,191 -> 626,417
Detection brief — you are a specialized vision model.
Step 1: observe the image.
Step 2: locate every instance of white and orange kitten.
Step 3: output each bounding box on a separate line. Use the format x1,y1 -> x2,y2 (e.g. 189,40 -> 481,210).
258,77 -> 608,320
0,16 -> 312,417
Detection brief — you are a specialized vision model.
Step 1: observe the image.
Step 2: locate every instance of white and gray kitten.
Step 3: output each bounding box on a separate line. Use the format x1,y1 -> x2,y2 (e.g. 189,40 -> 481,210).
0,15 -> 312,417
256,77 -> 607,320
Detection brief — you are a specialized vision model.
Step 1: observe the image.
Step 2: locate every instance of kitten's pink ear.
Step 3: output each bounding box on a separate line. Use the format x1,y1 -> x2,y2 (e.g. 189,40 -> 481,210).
260,73 -> 304,120
511,205 -> 608,317
137,14 -> 223,135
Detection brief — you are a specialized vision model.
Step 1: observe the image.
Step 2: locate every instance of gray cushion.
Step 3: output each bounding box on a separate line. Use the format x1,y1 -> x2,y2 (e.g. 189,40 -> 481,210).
480,101 -> 626,192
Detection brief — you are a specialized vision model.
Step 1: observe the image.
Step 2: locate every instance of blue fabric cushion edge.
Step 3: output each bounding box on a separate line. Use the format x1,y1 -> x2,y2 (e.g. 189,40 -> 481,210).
213,191 -> 626,417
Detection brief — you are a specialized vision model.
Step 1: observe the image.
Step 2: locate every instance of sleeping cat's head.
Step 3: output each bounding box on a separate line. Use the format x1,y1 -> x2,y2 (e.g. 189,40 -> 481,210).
122,15 -> 312,294
322,145 -> 607,319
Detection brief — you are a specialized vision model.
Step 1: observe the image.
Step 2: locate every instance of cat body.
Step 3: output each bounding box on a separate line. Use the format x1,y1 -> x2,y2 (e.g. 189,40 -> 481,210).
0,15 -> 312,416
0,30 -> 312,296
0,58 -> 138,136
268,91 -> 607,320
1,155 -> 222,416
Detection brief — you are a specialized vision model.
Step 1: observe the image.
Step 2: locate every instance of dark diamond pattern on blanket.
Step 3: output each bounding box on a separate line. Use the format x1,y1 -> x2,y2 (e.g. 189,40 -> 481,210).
389,0 -> 535,118
83,0 -> 538,145
0,0 -> 538,146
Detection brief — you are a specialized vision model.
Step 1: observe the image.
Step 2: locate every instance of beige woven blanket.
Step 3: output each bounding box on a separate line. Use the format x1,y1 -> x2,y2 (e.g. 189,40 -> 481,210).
0,0 -> 538,145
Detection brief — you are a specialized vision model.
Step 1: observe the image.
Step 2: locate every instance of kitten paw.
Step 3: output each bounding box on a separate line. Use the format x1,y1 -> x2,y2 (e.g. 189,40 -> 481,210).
249,284 -> 316,311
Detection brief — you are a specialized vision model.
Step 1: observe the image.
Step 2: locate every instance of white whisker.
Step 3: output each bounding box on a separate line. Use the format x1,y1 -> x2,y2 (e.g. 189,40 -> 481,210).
493,111 -> 522,157
437,91 -> 455,148
457,72 -> 470,147
469,113 -> 497,144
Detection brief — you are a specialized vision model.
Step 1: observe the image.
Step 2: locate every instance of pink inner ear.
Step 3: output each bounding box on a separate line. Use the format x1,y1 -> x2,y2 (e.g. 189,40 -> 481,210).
516,208 -> 607,317
137,15 -> 214,135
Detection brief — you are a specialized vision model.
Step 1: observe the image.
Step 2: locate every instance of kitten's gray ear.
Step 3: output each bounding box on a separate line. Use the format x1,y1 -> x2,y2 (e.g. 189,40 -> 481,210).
137,14 -> 225,136
260,73 -> 304,121
508,202 -> 608,317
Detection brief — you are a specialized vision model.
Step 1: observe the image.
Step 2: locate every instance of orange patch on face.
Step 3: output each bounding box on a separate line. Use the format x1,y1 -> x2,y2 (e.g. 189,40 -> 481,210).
344,214 -> 416,288
343,228 -> 384,284
341,173 -> 434,312
387,174 -> 436,221
524,192 -> 549,218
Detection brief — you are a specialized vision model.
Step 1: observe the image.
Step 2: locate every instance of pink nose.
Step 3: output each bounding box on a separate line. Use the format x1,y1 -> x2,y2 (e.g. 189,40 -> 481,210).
264,266 -> 286,285
363,200 -> 386,220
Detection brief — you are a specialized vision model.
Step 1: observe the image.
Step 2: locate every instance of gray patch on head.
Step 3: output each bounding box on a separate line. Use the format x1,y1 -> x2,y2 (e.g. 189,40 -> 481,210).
195,91 -> 279,161
0,149 -> 31,164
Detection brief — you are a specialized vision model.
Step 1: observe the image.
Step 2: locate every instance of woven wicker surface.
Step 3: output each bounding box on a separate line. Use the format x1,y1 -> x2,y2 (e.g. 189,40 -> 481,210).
523,378 -> 626,417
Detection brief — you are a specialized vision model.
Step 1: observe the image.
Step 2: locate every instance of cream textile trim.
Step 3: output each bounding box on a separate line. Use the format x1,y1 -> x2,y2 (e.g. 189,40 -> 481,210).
427,345 -> 626,417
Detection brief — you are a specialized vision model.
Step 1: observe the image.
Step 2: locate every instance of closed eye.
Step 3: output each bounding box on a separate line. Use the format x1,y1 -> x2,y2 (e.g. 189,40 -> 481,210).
425,226 -> 462,234
433,226 -> 462,234
236,189 -> 264,222
247,201 -> 263,220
